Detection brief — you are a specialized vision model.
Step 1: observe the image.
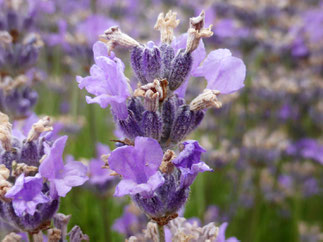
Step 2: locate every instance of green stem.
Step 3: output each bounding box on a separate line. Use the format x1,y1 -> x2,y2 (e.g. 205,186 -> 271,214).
28,232 -> 34,242
157,224 -> 165,242
100,197 -> 111,241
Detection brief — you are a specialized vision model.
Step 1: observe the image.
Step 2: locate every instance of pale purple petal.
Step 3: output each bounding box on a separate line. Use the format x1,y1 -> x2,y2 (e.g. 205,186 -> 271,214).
173,140 -> 206,169
109,137 -> 163,183
109,137 -> 164,197
39,136 -> 67,179
194,49 -> 246,94
114,172 -> 164,197
76,41 -> 131,120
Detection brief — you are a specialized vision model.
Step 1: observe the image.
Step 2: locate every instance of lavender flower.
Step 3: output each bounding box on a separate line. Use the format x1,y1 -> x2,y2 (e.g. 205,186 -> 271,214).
108,136 -> 164,197
39,136 -> 88,197
0,112 -> 87,232
5,173 -> 49,216
77,41 -> 131,120
77,10 -> 245,234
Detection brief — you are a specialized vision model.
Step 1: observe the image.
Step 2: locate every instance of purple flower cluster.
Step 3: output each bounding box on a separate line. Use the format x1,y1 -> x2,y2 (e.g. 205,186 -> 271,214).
0,112 -> 87,232
0,1 -> 46,119
77,10 -> 245,226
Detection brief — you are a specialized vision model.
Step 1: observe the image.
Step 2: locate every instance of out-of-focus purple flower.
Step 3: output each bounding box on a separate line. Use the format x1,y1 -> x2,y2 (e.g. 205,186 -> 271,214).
216,222 -> 239,242
39,136 -> 88,197
5,173 -> 49,216
77,41 -> 131,120
287,139 -> 323,165
214,19 -> 249,39
193,49 -> 246,94
77,15 -> 117,46
108,137 -> 164,197
112,204 -> 147,237
88,143 -> 115,186
173,140 -> 212,188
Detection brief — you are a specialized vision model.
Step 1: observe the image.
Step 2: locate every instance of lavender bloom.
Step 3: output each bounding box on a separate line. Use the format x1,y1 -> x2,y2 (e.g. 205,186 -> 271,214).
0,113 -> 87,232
5,173 -> 49,216
112,204 -> 147,237
77,41 -> 131,120
108,136 -> 164,197
79,10 -> 245,228
287,139 -> 323,165
39,136 -> 88,197
109,137 -> 211,221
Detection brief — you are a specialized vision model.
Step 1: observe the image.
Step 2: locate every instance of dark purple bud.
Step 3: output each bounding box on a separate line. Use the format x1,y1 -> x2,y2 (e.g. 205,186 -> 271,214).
142,44 -> 161,83
127,97 -> 144,121
130,46 -> 147,84
7,11 -> 18,31
160,96 -> 176,143
23,17 -> 34,30
160,44 -> 174,81
20,141 -> 40,167
189,110 -> 205,133
141,111 -> 162,140
20,44 -> 39,68
118,110 -> 143,139
168,50 -> 192,91
170,105 -> 193,143
0,137 -> 21,170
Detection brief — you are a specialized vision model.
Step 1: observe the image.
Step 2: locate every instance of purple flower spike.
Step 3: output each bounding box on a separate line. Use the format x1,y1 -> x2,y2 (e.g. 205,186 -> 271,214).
76,41 -> 131,120
194,49 -> 246,94
39,136 -> 88,198
173,140 -> 212,188
5,173 -> 49,216
109,137 -> 165,197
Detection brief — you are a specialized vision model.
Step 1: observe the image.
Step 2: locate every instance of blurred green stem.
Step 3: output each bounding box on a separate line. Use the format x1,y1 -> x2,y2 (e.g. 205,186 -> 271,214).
99,197 -> 111,241
291,192 -> 300,242
249,168 -> 262,242
157,224 -> 165,242
28,232 -> 34,242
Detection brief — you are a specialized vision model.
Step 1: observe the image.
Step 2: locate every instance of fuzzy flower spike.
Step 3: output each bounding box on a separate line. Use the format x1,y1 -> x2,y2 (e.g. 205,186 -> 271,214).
77,10 -> 246,236
0,112 -> 88,233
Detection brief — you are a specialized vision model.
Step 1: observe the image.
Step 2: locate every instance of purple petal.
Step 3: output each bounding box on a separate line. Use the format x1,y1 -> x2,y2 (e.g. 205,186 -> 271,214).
194,49 -> 246,94
114,172 -> 164,197
109,137 -> 163,183
39,136 -> 67,179
173,140 -> 206,169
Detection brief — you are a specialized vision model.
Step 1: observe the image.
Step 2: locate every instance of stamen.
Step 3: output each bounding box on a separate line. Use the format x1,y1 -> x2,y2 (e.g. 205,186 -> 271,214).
0,112 -> 12,151
186,10 -> 213,53
0,31 -> 12,47
27,116 -> 53,142
154,10 -> 180,44
190,89 -> 222,111
159,149 -> 176,173
100,26 -> 139,53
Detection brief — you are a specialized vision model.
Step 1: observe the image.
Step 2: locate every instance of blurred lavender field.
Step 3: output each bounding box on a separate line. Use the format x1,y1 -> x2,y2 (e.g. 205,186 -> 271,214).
0,0 -> 322,241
